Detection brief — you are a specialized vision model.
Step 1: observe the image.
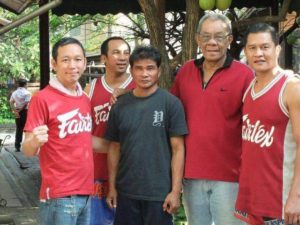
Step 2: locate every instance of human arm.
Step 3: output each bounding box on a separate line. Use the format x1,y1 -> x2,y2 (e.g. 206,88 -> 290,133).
106,141 -> 121,209
283,78 -> 300,225
92,136 -> 109,153
22,125 -> 49,157
110,88 -> 131,105
163,135 -> 185,214
9,98 -> 20,118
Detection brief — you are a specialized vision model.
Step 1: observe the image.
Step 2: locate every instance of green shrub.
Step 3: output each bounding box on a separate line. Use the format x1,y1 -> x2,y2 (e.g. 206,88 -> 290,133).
0,88 -> 14,123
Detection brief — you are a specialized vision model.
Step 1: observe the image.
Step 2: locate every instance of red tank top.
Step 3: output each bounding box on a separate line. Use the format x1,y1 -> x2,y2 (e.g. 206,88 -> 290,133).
236,72 -> 296,219
89,75 -> 135,179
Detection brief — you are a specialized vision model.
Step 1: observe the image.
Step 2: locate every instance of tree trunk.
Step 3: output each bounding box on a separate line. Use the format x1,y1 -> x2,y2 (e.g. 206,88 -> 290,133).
138,0 -> 172,89
181,0 -> 202,64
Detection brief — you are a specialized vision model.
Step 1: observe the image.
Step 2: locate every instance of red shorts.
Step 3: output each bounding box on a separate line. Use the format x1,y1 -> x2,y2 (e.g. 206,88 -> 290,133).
234,209 -> 284,225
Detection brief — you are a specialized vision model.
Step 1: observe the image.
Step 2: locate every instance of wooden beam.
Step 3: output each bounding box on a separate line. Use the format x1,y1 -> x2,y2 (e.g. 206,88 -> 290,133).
233,0 -> 292,28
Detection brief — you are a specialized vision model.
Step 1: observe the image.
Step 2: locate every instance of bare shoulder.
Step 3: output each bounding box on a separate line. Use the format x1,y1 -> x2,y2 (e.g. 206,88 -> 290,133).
285,75 -> 300,108
286,75 -> 300,90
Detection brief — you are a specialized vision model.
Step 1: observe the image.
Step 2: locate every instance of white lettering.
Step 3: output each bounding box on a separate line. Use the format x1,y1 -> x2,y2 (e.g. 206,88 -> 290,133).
242,114 -> 275,148
57,108 -> 92,138
94,103 -> 111,125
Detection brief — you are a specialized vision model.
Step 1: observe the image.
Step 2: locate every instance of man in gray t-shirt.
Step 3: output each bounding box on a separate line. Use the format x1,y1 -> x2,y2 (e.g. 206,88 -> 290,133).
105,46 -> 188,225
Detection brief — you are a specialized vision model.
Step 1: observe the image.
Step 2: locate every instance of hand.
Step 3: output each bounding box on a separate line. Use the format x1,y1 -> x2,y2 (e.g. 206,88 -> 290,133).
284,194 -> 300,225
106,187 -> 117,209
110,88 -> 127,105
32,125 -> 49,148
163,191 -> 181,214
13,110 -> 20,118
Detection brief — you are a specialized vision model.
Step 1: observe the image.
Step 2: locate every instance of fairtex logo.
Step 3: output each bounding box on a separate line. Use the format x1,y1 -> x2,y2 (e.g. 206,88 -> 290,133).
94,103 -> 111,125
57,108 -> 92,138
242,114 -> 275,148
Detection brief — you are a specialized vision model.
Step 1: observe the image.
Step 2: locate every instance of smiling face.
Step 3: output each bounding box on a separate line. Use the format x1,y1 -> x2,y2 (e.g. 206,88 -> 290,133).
196,19 -> 232,63
102,39 -> 130,76
51,43 -> 86,90
244,32 -> 280,74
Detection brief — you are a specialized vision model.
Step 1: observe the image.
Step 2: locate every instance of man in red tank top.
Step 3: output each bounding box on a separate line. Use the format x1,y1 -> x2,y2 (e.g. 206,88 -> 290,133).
235,23 -> 300,225
85,37 -> 135,225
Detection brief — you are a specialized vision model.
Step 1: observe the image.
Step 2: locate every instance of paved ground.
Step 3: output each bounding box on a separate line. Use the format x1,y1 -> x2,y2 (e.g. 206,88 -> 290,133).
0,125 -> 39,225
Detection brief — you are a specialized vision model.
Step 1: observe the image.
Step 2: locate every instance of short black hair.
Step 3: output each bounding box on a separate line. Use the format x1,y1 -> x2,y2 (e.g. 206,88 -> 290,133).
100,36 -> 131,56
244,23 -> 279,46
129,45 -> 161,67
18,79 -> 27,87
52,37 -> 86,60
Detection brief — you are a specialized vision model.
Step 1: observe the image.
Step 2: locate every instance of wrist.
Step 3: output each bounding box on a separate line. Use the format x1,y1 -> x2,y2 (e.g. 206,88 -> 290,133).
171,188 -> 182,195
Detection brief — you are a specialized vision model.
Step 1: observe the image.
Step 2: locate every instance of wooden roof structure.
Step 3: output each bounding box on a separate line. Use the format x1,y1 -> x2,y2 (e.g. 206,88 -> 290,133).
52,0 -> 299,16
0,0 -> 299,87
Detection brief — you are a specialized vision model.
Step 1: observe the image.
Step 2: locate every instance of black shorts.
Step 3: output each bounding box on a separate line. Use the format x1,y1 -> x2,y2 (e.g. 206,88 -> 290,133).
114,194 -> 172,225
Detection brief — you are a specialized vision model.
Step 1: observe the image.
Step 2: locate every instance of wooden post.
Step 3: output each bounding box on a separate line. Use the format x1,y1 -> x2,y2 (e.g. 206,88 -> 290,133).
39,0 -> 50,90
139,0 -> 172,88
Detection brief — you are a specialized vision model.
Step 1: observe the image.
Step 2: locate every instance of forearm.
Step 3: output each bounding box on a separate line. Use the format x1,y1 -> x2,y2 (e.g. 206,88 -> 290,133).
22,126 -> 49,157
171,150 -> 184,193
107,142 -> 121,191
22,133 -> 41,157
288,148 -> 300,197
170,136 -> 185,193
92,136 -> 109,153
10,101 -> 18,113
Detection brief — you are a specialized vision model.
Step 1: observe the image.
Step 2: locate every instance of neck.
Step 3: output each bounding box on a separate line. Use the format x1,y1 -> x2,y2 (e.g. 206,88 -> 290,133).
56,77 -> 78,96
133,85 -> 158,97
65,85 -> 78,96
203,55 -> 226,71
105,71 -> 129,89
255,67 -> 282,85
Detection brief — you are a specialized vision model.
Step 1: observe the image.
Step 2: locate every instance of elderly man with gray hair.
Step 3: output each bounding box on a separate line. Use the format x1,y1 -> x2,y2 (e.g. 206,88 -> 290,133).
171,13 -> 253,225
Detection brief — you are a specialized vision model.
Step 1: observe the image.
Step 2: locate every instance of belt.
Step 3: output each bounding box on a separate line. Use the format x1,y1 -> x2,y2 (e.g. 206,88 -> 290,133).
64,194 -> 89,198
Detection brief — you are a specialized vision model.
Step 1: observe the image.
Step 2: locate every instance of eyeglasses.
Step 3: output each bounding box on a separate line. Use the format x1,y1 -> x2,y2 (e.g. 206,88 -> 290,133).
198,33 -> 231,43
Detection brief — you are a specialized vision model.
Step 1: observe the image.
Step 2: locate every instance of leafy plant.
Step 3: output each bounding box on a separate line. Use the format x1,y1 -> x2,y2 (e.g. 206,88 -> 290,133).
0,88 -> 14,122
287,16 -> 300,45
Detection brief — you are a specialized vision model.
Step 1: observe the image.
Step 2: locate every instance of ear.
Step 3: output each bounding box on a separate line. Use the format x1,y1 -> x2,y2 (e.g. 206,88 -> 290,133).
227,34 -> 233,45
195,33 -> 201,46
83,57 -> 87,70
51,59 -> 57,73
101,55 -> 107,65
158,66 -> 161,78
275,45 -> 281,56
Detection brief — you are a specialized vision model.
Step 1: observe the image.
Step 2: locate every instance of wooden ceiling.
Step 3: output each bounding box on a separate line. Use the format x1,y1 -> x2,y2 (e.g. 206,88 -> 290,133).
52,0 -> 298,16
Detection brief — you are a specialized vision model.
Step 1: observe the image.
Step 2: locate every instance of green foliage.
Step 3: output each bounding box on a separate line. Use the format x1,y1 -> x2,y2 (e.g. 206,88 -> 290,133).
0,88 -> 14,122
287,17 -> 300,45
49,13 -> 111,51
0,7 -> 40,82
296,16 -> 300,25
0,6 -> 110,83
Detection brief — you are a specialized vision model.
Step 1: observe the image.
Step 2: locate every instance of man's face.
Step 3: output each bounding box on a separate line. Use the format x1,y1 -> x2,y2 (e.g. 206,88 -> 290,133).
103,40 -> 130,75
244,32 -> 280,74
196,19 -> 232,63
130,59 -> 160,91
51,44 -> 86,88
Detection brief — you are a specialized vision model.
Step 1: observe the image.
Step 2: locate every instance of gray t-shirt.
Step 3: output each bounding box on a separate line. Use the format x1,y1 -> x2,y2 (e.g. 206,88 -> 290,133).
105,88 -> 188,201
